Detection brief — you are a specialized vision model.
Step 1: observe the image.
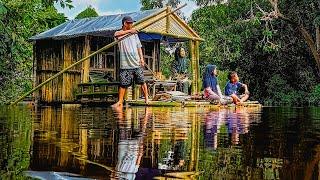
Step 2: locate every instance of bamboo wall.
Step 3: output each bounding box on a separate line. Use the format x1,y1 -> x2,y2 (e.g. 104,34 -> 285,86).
35,37 -> 85,103
34,36 -> 178,103
62,37 -> 83,102
35,40 -> 64,103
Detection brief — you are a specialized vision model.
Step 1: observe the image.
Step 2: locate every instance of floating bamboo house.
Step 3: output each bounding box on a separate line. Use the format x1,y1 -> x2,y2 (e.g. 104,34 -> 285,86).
30,7 -> 202,104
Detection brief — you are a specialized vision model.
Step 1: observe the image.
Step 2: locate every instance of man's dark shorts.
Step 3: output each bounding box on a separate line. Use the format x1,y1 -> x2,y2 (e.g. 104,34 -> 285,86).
119,67 -> 145,87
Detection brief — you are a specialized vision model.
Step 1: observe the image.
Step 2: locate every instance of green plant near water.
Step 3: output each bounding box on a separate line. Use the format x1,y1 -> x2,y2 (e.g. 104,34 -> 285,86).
308,85 -> 320,106
0,106 -> 33,179
0,0 -> 68,105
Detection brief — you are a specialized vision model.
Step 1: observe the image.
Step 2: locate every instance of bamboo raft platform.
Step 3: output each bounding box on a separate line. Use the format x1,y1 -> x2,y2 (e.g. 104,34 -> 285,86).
127,100 -> 262,108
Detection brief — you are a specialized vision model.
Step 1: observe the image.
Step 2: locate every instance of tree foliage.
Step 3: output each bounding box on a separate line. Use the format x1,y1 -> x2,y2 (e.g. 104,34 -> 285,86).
189,0 -> 320,105
140,0 -> 181,10
0,0 -> 68,104
75,6 -> 99,19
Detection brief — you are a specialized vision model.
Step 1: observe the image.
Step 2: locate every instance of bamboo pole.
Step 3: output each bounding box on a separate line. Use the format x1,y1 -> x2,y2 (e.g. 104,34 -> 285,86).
11,4 -> 187,105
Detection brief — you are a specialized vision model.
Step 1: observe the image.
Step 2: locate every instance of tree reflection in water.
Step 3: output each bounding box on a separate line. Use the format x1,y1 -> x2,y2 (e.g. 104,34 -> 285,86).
1,105 -> 319,179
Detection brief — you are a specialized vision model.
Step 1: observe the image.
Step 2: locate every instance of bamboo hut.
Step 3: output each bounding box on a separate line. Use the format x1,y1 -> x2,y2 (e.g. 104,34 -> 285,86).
30,7 -> 202,104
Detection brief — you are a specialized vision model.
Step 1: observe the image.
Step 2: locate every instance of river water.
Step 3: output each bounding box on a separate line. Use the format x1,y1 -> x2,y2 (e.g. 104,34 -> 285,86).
0,105 -> 319,179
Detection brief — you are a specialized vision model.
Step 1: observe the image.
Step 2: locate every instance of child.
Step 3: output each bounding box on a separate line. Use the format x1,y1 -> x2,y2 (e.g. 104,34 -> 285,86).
202,64 -> 223,103
225,71 -> 250,105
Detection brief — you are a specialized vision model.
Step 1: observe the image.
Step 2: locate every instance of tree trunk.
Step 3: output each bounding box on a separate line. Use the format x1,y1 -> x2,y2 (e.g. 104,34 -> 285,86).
268,0 -> 320,74
316,26 -> 320,52
276,13 -> 320,73
298,25 -> 320,72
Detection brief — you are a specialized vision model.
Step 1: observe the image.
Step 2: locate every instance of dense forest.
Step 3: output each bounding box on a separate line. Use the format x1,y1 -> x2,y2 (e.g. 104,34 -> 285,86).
1,0 -> 320,105
189,0 -> 320,106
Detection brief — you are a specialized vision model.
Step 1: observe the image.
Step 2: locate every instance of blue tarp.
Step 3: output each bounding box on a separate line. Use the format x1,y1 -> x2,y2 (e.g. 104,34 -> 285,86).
138,32 -> 187,42
30,8 -> 164,41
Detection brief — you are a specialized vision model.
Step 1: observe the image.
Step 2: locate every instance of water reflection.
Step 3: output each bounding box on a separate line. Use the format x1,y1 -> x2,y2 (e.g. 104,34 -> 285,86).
1,105 -> 320,179
28,105 -> 202,179
204,107 -> 261,150
110,107 -> 149,179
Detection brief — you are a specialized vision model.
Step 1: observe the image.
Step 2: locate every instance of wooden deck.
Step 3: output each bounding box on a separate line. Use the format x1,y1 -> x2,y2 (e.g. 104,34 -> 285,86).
127,100 -> 262,108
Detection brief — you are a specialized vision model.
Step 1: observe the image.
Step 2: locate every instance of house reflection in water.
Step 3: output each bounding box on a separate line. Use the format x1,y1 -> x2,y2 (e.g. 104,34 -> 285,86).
29,105 -> 201,179
24,105 -> 320,179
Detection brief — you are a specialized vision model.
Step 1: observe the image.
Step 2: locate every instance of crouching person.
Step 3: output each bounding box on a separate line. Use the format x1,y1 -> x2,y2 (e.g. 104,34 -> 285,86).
225,71 -> 249,105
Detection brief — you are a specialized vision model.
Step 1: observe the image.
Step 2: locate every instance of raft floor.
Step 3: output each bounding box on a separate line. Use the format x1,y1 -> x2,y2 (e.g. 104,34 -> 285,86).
127,100 -> 262,108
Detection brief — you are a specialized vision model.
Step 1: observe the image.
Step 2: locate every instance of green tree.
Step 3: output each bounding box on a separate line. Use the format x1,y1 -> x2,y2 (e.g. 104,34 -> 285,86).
189,0 -> 320,105
140,0 -> 181,10
0,0 -> 68,104
75,5 -> 99,19
42,0 -> 73,8
192,0 -> 320,73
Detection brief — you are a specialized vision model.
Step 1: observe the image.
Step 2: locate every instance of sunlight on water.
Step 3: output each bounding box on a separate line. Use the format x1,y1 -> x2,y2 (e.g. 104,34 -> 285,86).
0,105 -> 320,179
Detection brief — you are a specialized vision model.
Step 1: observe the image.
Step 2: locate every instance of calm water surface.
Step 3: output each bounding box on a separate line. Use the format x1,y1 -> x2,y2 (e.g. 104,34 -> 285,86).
0,105 -> 319,179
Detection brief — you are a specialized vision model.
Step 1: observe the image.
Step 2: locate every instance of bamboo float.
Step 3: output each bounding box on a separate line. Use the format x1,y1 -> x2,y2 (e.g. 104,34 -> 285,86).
127,100 -> 262,107
11,4 -> 187,106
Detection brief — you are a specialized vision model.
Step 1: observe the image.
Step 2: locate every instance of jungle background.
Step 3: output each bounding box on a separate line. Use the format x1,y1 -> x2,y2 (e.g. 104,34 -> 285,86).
1,0 -> 320,105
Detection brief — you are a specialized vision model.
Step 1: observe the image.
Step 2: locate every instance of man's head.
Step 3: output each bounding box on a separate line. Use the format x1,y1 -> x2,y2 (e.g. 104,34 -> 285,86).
228,71 -> 239,83
122,16 -> 135,30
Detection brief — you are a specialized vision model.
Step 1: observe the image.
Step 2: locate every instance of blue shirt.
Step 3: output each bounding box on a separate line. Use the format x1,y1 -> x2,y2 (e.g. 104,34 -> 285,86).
225,81 -> 243,96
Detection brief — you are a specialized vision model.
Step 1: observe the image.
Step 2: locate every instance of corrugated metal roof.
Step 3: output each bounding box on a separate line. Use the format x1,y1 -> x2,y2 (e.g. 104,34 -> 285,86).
30,8 -> 164,40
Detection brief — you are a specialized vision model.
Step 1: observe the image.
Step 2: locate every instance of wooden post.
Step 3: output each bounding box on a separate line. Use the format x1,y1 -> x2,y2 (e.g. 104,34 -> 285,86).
82,36 -> 90,83
62,40 -> 72,102
166,6 -> 171,33
33,44 -> 38,104
195,41 -> 201,93
189,40 -> 197,94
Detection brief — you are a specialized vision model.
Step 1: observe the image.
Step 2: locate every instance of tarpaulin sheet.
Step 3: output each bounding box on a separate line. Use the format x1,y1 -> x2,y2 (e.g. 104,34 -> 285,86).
30,8 -> 163,40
